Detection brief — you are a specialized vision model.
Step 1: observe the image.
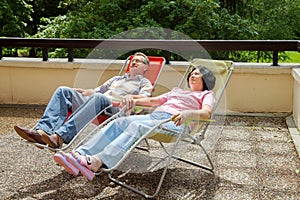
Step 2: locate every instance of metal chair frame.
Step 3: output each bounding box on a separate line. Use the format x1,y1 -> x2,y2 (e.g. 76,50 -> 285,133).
97,59 -> 235,198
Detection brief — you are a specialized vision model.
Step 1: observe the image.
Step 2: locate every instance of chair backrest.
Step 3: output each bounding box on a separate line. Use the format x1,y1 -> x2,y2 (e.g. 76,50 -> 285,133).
188,58 -> 234,135
119,55 -> 166,91
187,58 -> 234,110
92,56 -> 165,126
147,58 -> 234,142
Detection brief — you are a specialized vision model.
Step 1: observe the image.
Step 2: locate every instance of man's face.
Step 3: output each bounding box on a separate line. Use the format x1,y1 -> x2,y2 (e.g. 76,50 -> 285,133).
129,55 -> 149,76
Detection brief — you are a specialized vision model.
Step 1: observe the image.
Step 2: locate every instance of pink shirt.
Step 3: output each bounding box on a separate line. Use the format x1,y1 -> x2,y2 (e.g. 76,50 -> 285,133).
154,87 -> 215,115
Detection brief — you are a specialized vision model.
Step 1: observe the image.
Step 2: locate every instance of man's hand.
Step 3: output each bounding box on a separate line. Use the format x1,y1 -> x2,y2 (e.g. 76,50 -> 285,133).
119,95 -> 134,111
74,88 -> 95,96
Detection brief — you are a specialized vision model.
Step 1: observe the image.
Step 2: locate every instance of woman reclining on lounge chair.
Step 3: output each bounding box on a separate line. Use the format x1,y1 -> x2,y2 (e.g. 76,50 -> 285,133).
53,65 -> 216,181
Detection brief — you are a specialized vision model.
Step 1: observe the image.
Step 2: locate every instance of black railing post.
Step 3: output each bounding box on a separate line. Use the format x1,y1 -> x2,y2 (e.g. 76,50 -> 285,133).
162,50 -> 170,64
0,47 -> 2,60
68,48 -> 74,62
42,48 -> 48,61
272,50 -> 279,66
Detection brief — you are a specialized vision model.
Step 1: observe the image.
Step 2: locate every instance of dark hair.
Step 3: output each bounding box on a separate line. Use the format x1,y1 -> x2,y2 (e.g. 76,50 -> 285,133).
187,65 -> 216,90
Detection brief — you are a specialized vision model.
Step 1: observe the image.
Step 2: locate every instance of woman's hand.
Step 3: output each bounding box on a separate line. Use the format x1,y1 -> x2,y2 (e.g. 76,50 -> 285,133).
171,110 -> 193,126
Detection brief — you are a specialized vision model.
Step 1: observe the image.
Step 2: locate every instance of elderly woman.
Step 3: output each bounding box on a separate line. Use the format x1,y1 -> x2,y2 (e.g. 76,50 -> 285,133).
54,65 -> 216,181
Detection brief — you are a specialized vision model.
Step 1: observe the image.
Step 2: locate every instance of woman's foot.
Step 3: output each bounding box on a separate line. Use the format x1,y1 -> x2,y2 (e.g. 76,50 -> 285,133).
66,153 -> 103,181
53,151 -> 79,176
70,151 -> 81,159
65,153 -> 95,181
70,152 -> 103,172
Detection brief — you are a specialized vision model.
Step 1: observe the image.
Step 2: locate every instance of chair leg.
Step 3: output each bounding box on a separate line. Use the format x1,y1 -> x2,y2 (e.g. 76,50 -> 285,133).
171,143 -> 214,172
159,136 -> 214,172
106,125 -> 214,198
108,164 -> 169,199
135,138 -> 151,152
107,129 -> 185,198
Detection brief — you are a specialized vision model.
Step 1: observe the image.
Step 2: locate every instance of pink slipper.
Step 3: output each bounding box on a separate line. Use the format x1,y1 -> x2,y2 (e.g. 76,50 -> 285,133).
65,153 -> 95,181
53,152 -> 79,176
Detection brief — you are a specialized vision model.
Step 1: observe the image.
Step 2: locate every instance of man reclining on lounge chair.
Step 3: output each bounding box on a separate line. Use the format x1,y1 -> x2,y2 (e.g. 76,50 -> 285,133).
53,65 -> 216,180
14,52 -> 153,149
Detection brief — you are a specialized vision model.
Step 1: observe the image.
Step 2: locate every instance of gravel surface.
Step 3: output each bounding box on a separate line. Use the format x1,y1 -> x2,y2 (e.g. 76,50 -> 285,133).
0,106 -> 299,199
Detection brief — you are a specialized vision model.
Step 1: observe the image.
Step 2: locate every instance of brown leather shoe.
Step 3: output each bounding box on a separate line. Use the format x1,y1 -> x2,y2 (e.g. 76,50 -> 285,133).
41,133 -> 63,148
14,125 -> 46,145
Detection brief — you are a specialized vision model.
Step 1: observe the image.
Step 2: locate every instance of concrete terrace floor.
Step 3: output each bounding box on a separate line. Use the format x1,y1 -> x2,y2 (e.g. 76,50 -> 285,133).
0,105 -> 299,200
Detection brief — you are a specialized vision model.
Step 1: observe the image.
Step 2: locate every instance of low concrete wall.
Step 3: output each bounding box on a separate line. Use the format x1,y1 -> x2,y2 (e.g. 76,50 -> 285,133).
292,68 -> 300,128
1,58 -> 299,117
0,58 -> 188,104
227,63 -> 295,113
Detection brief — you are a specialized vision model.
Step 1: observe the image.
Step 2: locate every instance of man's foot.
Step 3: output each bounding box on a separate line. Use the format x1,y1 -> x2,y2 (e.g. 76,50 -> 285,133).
41,133 -> 63,149
14,125 -> 46,145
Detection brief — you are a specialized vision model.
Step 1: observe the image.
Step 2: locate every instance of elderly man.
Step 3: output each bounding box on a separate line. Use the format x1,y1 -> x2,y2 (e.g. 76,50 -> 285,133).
14,52 -> 153,149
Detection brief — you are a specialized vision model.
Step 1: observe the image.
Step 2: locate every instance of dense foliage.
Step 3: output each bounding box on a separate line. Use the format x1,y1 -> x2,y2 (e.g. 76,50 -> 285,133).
0,0 -> 32,37
0,0 -> 299,61
34,0 -> 258,40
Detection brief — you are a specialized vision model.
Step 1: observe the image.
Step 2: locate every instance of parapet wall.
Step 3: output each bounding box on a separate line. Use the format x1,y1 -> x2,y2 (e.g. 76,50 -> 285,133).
1,58 -> 299,126
292,68 -> 300,128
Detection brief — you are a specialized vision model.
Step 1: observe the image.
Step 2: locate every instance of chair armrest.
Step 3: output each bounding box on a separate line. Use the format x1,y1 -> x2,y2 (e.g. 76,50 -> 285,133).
133,105 -> 156,115
182,118 -> 216,126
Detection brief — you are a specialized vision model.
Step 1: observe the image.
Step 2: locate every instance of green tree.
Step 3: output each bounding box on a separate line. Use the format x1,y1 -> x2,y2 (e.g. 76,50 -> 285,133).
34,0 -> 256,59
35,0 -> 256,40
0,0 -> 32,37
219,0 -> 300,40
255,0 -> 300,40
218,0 -> 300,62
26,0 -> 67,35
5,0 -> 298,61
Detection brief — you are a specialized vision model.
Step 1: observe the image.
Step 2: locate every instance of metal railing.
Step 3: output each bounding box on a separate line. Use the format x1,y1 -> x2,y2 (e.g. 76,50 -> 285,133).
0,37 -> 299,65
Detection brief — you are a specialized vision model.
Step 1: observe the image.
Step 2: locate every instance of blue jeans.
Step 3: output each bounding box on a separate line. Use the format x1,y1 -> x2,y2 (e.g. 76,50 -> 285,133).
35,86 -> 119,143
75,112 -> 188,169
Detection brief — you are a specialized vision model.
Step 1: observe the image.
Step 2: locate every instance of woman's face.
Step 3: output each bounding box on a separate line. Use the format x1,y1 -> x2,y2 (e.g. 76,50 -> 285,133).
189,68 -> 204,91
